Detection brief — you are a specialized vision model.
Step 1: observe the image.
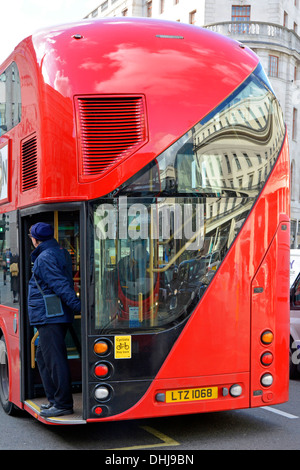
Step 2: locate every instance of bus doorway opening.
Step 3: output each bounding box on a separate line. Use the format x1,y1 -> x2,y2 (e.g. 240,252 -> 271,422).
21,209 -> 83,423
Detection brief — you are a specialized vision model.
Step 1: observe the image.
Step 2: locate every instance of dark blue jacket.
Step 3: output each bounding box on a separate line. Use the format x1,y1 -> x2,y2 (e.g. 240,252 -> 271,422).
28,238 -> 81,326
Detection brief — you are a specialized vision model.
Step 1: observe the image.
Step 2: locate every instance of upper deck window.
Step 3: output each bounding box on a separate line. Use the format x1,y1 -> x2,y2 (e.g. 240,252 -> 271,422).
0,62 -> 21,137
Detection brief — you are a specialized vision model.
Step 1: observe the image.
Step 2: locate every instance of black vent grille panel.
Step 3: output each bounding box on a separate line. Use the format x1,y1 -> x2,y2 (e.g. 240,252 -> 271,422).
21,135 -> 38,191
77,96 -> 147,177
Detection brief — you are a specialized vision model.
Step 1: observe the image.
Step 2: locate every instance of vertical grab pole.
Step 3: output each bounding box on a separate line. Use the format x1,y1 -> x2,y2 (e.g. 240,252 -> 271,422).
54,211 -> 59,241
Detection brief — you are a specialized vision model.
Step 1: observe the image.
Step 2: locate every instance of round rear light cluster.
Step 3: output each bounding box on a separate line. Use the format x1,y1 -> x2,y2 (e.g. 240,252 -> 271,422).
261,373 -> 273,387
261,330 -> 274,345
229,384 -> 242,397
260,330 -> 274,388
261,351 -> 273,366
93,339 -> 112,378
94,340 -> 109,356
95,386 -> 110,400
94,363 -> 109,378
92,339 -> 113,416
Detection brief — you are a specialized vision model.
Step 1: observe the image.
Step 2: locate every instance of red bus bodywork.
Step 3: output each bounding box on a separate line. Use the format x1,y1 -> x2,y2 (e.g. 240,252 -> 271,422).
0,18 -> 289,424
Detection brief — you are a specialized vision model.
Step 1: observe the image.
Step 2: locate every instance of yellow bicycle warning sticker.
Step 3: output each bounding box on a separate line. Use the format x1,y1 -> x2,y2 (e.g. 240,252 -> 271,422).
115,336 -> 131,359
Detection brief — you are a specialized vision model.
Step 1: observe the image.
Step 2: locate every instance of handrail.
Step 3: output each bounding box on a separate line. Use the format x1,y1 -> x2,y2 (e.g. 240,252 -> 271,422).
30,331 -> 39,369
148,224 -> 204,273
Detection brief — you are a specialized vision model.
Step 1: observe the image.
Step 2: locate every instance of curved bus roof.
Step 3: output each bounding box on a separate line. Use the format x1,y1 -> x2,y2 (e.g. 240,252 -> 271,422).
1,18 -> 259,205
31,17 -> 258,104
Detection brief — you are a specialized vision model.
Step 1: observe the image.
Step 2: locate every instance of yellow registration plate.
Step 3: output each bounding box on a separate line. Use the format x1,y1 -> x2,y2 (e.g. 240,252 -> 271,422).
166,387 -> 218,403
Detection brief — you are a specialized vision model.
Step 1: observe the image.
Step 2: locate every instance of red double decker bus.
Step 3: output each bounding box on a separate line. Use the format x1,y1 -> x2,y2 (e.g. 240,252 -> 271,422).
0,18 -> 289,424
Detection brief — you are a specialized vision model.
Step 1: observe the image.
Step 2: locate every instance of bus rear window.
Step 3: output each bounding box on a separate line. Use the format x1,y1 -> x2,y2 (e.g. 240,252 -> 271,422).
0,62 -> 22,136
89,64 -> 285,333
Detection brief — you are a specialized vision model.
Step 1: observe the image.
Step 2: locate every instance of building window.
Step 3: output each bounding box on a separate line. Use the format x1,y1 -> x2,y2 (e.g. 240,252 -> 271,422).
295,65 -> 298,82
147,1 -> 152,17
122,8 -> 128,16
283,11 -> 288,27
189,10 -> 196,24
291,218 -> 297,247
232,5 -> 251,20
294,22 -> 298,33
174,0 -> 179,4
160,0 -> 165,14
248,173 -> 254,190
101,1 -> 108,11
293,108 -> 298,140
232,5 -> 251,32
268,55 -> 279,77
233,153 -> 241,171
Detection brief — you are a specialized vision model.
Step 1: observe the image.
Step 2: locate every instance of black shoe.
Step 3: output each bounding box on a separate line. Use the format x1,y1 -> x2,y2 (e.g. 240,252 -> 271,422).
40,403 -> 54,410
40,406 -> 74,418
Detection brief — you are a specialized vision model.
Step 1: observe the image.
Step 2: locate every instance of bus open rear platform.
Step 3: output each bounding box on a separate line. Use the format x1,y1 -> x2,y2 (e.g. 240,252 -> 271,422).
24,393 -> 85,424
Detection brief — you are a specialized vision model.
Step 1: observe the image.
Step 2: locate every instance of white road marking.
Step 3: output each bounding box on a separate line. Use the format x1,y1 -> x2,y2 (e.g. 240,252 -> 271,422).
262,406 -> 299,419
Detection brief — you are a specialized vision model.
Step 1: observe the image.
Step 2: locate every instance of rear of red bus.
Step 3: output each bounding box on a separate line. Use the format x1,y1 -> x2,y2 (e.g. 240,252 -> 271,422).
77,19 -> 289,421
0,18 -> 289,423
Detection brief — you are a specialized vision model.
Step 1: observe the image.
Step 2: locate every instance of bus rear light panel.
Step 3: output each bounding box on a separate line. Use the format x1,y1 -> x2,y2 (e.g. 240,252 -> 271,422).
259,331 -> 274,388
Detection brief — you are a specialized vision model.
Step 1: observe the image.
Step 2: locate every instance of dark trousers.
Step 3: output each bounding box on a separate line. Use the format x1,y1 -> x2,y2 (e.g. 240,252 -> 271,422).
36,323 -> 73,410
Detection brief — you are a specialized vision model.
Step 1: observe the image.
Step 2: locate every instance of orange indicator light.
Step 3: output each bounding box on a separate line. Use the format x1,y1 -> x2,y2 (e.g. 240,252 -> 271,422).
261,330 -> 274,345
94,341 -> 109,355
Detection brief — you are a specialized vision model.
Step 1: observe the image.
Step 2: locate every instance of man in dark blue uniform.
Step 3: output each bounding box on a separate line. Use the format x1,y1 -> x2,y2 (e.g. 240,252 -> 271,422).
28,222 -> 81,418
